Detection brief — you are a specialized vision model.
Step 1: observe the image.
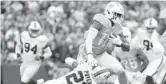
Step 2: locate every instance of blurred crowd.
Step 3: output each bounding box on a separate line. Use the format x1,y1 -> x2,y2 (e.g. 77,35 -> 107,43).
1,1 -> 166,78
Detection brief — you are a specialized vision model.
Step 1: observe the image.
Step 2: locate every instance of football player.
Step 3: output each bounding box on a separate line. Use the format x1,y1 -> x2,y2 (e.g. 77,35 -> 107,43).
15,21 -> 52,84
77,2 -> 130,84
131,18 -> 166,84
44,57 -> 112,84
155,8 -> 166,84
111,27 -> 149,84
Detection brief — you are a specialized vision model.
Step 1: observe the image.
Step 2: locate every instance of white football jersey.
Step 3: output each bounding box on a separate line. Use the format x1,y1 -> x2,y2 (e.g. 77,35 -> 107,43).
44,63 -> 96,84
131,28 -> 164,62
20,31 -> 49,62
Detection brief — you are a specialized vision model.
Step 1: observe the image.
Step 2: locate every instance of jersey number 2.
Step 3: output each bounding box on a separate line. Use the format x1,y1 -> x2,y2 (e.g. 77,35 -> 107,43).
24,43 -> 37,54
66,71 -> 86,84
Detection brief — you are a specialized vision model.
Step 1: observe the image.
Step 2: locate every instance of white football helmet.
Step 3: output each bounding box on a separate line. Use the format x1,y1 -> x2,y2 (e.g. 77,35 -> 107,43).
144,18 -> 158,28
104,2 -> 124,24
91,66 -> 111,83
28,21 -> 42,37
144,18 -> 158,34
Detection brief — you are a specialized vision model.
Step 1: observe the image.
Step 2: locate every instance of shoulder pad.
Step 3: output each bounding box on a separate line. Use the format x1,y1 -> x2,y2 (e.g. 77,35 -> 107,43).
39,35 -> 49,42
93,14 -> 111,28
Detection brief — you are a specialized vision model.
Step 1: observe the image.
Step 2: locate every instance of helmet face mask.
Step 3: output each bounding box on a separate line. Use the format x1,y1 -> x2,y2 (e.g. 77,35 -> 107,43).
29,29 -> 41,37
111,12 -> 124,24
146,27 -> 156,34
104,2 -> 124,24
28,21 -> 42,37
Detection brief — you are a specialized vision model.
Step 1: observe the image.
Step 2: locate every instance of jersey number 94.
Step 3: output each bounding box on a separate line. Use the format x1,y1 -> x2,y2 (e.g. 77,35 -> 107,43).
24,42 -> 37,54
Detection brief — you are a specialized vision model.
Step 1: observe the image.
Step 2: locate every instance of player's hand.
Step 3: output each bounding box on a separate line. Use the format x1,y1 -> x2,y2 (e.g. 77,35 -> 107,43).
109,34 -> 122,46
87,54 -> 97,66
16,53 -> 22,63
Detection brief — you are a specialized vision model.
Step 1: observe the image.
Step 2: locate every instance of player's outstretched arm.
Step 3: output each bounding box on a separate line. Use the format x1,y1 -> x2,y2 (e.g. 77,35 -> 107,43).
86,21 -> 101,54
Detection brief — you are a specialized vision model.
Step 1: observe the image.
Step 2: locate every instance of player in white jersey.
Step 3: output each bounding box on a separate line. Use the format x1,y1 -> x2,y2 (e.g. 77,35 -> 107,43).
44,57 -> 112,84
15,21 -> 52,84
155,8 -> 166,84
131,18 -> 166,84
77,2 -> 130,84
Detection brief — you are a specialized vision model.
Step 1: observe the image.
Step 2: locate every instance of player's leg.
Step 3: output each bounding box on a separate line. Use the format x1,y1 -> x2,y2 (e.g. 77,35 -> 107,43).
20,63 -> 25,77
153,57 -> 166,84
96,51 -> 129,84
142,57 -> 163,84
142,56 -> 163,84
142,57 -> 163,76
20,63 -> 26,84
21,62 -> 42,84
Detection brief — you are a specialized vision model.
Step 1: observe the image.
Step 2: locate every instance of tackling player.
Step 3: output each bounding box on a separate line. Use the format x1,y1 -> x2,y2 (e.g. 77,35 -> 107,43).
15,21 -> 52,84
77,2 -> 129,84
44,57 -> 112,84
131,18 -> 166,84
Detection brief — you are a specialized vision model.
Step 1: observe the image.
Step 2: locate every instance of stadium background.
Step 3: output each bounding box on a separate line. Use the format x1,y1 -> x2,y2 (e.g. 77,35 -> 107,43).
1,1 -> 166,84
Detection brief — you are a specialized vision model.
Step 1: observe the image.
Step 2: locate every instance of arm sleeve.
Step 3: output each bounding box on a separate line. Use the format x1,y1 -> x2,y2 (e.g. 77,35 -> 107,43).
85,20 -> 102,54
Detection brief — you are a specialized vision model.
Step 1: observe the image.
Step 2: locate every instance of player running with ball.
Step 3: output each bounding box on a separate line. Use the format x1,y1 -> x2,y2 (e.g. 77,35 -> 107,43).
77,2 -> 130,84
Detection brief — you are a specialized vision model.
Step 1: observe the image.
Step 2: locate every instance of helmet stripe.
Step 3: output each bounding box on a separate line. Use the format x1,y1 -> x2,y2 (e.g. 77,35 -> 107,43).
149,18 -> 152,25
93,68 -> 111,77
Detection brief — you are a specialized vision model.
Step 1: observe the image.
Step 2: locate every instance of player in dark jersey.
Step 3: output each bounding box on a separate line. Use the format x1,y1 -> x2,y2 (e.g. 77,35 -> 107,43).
77,2 -> 130,84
